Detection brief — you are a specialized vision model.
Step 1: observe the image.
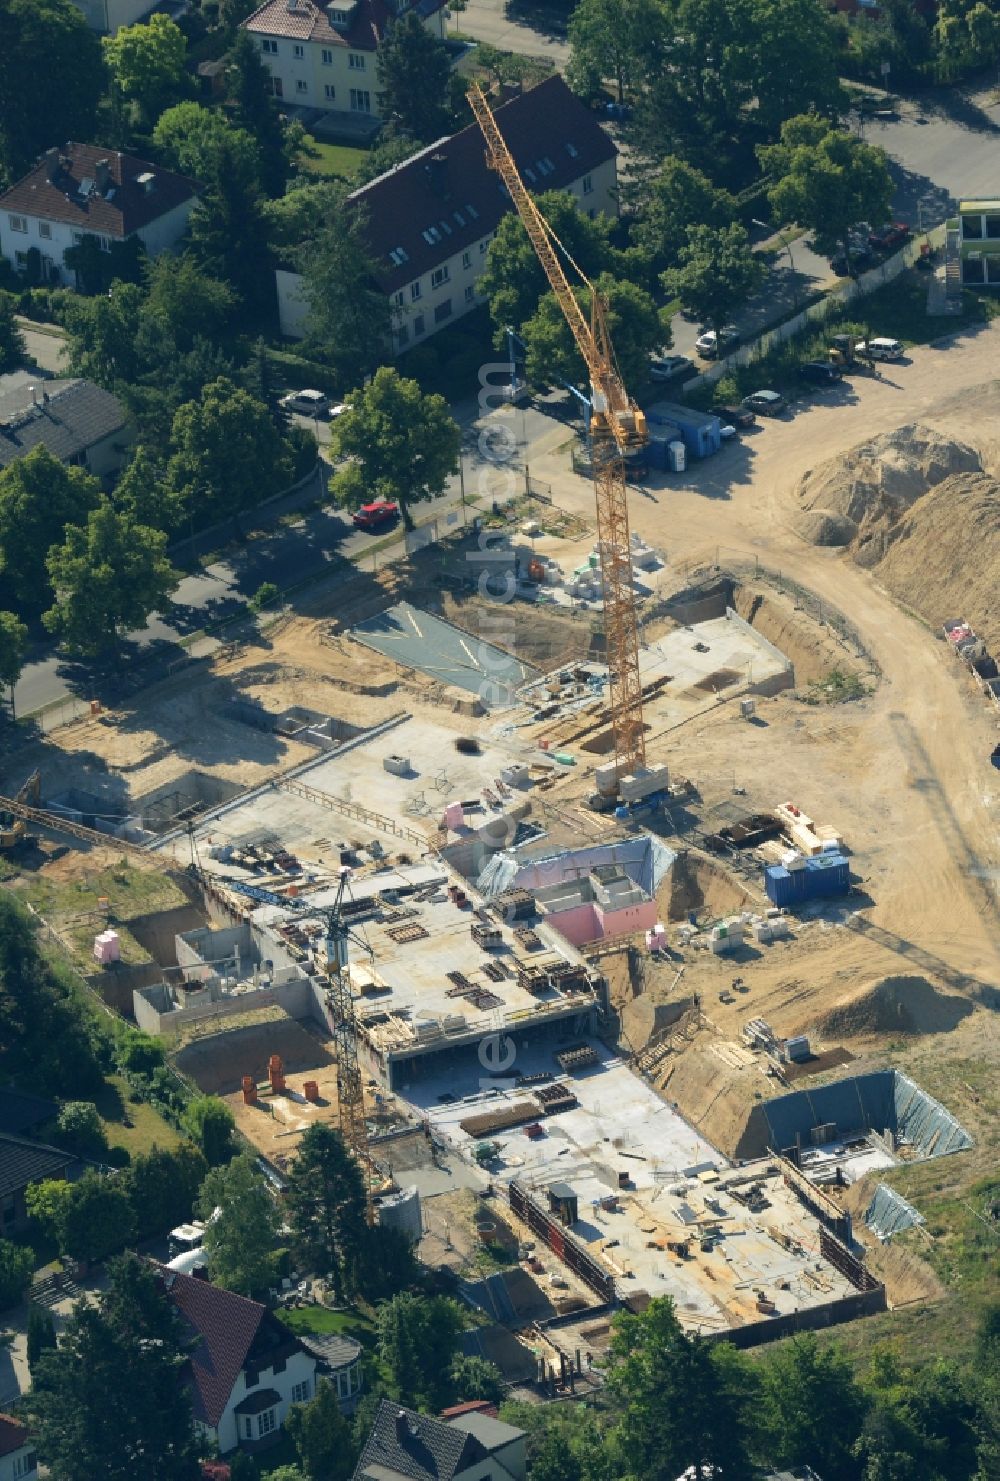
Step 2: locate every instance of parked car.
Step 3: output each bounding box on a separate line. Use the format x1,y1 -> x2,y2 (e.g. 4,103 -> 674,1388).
694,327 -> 739,359
280,388 -> 330,418
712,403 -> 756,429
799,360 -> 843,385
831,246 -> 876,276
869,221 -> 911,252
352,500 -> 400,530
857,337 -> 904,361
329,401 -> 351,419
649,353 -> 694,382
742,389 -> 786,416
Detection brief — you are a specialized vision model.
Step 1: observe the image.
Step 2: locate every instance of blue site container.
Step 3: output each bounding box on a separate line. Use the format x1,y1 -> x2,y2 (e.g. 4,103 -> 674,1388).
765,853 -> 850,908
646,401 -> 721,460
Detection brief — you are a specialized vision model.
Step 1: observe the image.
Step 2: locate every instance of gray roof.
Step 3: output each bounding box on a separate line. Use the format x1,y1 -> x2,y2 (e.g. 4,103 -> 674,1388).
355,1399 -> 522,1481
298,1331 -> 363,1370
0,378 -> 128,470
0,1088 -> 59,1137
448,1410 -> 523,1450
0,1131 -> 75,1200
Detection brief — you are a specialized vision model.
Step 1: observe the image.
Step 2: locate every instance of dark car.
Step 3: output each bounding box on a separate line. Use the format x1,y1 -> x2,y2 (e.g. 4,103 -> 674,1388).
742,389 -> 786,416
799,361 -> 843,385
869,221 -> 911,252
831,246 -> 876,276
712,403 -> 756,429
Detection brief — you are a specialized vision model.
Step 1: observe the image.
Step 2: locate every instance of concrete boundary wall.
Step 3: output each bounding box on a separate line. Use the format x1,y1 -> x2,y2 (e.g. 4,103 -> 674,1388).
725,606 -> 795,692
701,1285 -> 887,1349
134,972 -> 314,1037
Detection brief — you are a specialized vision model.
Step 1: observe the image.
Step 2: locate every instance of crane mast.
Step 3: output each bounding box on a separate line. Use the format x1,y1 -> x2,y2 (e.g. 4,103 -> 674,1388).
468,83 -> 647,777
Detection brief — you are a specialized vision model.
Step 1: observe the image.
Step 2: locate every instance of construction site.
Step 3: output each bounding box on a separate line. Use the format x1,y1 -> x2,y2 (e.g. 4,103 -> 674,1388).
1,92 -> 998,1373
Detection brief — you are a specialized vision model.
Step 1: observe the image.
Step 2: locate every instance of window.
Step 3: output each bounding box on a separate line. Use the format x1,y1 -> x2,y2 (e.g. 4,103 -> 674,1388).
296,79 -> 308,93
13,1454 -> 37,1479
242,1417 -> 253,1441
462,250 -> 472,269
986,215 -> 1000,239
466,202 -> 479,219
38,222 -> 52,240
582,174 -> 593,195
350,88 -> 371,112
410,280 -> 422,301
14,251 -> 26,269
257,1408 -> 277,1439
434,299 -> 452,323
453,209 -> 466,226
261,37 -> 278,53
431,265 -> 449,287
479,235 -> 492,254
963,256 -> 985,283
523,167 -> 536,184
325,84 -> 336,100
396,324 -> 409,346
392,290 -> 404,307
294,42 -> 304,56
565,141 -> 579,158
421,226 -> 442,244
962,214 -> 983,239
8,215 -> 27,233
413,313 -> 425,336
291,1380 -> 311,1403
464,285 -> 475,303
322,47 -> 333,63
348,52 -> 365,69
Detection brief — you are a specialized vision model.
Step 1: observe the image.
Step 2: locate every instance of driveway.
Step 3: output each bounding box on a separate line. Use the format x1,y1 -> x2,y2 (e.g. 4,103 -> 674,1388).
448,0 -> 570,67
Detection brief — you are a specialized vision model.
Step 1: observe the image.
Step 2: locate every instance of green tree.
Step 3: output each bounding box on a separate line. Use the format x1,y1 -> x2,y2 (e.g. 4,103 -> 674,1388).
62,234 -> 144,297
377,1293 -> 464,1410
167,377 -> 293,524
25,1180 -> 73,1243
759,114 -> 894,267
27,1253 -> 200,1481
198,1153 -> 279,1296
289,183 -> 392,378
103,13 -> 188,129
44,499 -> 180,655
153,103 -> 263,193
228,1453 -> 260,1481
0,1238 -> 32,1310
376,11 -> 452,141
112,446 -> 180,533
56,1102 -> 108,1158
0,446 -> 100,615
357,1223 -> 420,1300
123,1144 -> 209,1242
521,275 -> 667,392
0,0 -> 104,181
62,282 -> 145,389
567,0 -> 666,103
354,132 -> 422,185
330,367 -> 459,530
229,29 -> 298,196
183,1095 -> 235,1165
0,611 -> 28,716
285,1126 -> 366,1300
59,1172 -> 137,1266
451,1354 -> 505,1405
286,1380 -> 355,1481
473,44 -> 532,92
479,190 -> 619,336
606,1297 -> 754,1481
663,222 -> 765,339
756,1334 -> 866,1481
0,295 -> 25,373
188,128 -> 271,314
633,158 -> 736,274
26,1304 -> 57,1370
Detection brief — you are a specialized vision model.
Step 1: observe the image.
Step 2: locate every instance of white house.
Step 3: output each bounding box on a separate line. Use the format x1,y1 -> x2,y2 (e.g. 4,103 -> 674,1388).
354,1400 -> 526,1481
276,74 -> 619,351
0,375 -> 131,482
0,1416 -> 36,1481
158,1265 -> 318,1457
0,143 -> 198,289
243,0 -> 447,126
69,0 -> 156,32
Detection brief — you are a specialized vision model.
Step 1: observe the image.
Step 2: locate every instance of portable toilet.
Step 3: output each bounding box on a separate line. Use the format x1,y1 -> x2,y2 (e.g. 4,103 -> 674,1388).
668,440 -> 686,473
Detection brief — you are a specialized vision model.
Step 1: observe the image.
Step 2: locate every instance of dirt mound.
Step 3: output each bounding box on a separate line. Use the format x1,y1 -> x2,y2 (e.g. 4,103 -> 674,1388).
660,851 -> 752,923
793,509 -> 858,547
815,974 -> 973,1039
869,471 -> 1000,654
797,424 -> 981,563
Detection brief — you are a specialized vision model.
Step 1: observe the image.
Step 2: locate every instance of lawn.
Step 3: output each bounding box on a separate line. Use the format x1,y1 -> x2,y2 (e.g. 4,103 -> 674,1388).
299,134 -> 369,179
280,1302 -> 377,1344
94,1073 -> 184,1158
9,861 -> 188,971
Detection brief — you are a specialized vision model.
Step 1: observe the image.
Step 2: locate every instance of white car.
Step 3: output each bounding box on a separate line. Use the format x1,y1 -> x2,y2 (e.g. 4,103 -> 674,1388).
694,327 -> 739,359
280,388 -> 330,417
649,353 -> 693,382
857,337 -> 903,361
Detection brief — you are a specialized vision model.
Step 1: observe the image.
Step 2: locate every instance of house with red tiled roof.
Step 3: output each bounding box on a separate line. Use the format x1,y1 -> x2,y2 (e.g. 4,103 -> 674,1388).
0,144 -> 198,289
156,1265 -> 318,1457
0,1414 -> 36,1481
243,0 -> 447,126
276,75 -> 618,352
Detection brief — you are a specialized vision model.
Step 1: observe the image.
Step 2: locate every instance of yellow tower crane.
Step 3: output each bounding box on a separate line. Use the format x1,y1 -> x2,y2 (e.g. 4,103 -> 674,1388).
468,82 -> 648,779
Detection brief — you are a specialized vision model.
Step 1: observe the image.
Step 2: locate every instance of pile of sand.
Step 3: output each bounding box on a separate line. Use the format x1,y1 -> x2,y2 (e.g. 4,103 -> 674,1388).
795,424 -> 982,559
815,974 -> 973,1039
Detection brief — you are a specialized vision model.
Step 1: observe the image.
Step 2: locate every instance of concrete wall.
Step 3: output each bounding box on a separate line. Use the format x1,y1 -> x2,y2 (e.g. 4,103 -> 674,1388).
724,607 -> 794,694
702,1285 -> 887,1349
135,972 -> 314,1039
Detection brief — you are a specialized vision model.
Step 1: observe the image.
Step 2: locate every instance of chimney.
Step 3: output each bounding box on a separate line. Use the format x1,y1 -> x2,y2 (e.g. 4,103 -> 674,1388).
44,148 -> 60,182
136,171 -> 155,195
395,1411 -> 409,1443
425,152 -> 448,198
95,158 -> 111,195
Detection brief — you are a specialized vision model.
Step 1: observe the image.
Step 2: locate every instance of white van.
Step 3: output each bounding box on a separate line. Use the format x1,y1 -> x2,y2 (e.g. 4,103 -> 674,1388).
280,388 -> 331,417
859,337 -> 903,361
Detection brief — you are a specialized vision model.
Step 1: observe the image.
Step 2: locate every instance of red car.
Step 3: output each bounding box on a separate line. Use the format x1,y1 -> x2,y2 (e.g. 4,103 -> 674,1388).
868,221 -> 911,252
352,500 -> 400,531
